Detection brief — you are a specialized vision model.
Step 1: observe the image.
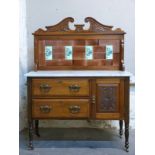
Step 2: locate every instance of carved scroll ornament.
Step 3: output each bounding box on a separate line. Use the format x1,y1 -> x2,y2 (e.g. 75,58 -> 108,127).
34,17 -> 125,34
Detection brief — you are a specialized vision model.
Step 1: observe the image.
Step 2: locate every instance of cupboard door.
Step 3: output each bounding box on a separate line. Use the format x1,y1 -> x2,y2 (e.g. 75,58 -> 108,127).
95,78 -> 124,119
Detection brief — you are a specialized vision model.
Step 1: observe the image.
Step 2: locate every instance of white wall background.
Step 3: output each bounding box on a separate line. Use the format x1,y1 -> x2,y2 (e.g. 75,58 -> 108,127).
19,0 -> 27,131
19,0 -> 135,130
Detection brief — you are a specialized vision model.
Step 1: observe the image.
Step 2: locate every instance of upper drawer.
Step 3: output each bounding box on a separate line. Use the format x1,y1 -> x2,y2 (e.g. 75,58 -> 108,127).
32,78 -> 89,97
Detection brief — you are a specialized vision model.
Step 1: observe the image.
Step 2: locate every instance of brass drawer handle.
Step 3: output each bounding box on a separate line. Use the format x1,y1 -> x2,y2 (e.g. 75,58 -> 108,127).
69,105 -> 80,114
68,85 -> 81,92
40,105 -> 51,113
40,83 -> 52,93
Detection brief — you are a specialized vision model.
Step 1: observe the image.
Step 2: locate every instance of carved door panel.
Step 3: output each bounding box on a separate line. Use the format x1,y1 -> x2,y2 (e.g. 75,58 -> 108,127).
95,78 -> 124,119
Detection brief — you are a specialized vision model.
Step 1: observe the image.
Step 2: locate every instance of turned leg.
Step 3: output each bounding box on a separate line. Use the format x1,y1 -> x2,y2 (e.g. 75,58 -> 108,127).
35,120 -> 40,137
28,120 -> 33,150
119,120 -> 123,138
124,77 -> 130,152
125,121 -> 129,152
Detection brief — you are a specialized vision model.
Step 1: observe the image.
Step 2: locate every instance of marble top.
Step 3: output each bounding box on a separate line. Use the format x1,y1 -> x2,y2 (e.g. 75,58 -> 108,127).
25,70 -> 131,77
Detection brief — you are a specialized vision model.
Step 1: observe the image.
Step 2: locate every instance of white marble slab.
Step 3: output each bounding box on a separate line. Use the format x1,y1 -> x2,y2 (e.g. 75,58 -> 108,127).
25,70 -> 131,77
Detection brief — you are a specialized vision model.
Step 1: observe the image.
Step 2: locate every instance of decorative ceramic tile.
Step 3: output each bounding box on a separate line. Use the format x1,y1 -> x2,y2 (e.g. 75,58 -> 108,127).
65,46 -> 73,60
45,46 -> 53,60
106,45 -> 113,60
85,46 -> 93,60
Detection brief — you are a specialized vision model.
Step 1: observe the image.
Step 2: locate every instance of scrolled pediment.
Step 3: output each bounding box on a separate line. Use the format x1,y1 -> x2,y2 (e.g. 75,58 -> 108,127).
33,17 -> 125,34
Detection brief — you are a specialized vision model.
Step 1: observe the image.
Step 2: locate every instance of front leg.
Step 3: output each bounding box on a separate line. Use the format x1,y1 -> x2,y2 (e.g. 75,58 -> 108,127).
125,121 -> 129,152
35,120 -> 40,137
28,120 -> 33,150
124,77 -> 130,152
119,120 -> 123,138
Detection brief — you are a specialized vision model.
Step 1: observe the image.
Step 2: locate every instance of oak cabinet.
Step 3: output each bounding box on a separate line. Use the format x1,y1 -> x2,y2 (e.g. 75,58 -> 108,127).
25,17 -> 130,152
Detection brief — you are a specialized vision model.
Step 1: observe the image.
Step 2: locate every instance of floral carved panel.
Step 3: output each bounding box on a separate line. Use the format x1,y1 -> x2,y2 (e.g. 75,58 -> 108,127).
97,84 -> 119,112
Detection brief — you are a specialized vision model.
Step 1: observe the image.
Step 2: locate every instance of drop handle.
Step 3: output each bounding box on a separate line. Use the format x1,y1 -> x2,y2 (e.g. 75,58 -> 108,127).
40,105 -> 51,113
40,83 -> 52,93
68,85 -> 81,92
69,105 -> 80,114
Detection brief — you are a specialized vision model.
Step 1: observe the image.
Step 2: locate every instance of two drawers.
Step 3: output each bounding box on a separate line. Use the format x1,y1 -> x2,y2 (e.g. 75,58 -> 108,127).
31,78 -> 90,118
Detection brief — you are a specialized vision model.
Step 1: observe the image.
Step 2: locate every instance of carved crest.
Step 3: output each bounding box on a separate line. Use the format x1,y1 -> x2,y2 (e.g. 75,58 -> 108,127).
85,17 -> 113,32
33,17 -> 125,34
45,17 -> 74,32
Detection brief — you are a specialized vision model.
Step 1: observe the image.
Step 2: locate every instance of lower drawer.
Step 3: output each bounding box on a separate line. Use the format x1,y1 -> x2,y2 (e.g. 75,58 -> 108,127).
32,99 -> 90,118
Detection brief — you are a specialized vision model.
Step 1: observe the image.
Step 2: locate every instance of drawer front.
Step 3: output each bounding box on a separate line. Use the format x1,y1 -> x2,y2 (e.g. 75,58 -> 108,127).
32,99 -> 90,118
32,79 -> 89,97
